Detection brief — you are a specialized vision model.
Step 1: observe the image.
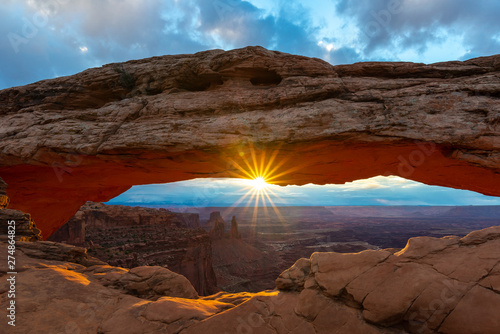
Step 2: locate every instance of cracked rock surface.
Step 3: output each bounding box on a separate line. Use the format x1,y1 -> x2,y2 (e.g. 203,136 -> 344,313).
275,225 -> 500,333
1,226 -> 499,333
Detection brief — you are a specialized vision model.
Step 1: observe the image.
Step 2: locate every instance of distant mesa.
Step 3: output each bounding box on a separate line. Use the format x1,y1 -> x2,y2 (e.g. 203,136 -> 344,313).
49,202 -> 202,244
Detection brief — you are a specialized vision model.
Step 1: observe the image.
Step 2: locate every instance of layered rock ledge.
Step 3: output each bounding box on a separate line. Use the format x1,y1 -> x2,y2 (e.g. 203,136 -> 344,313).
1,226 -> 499,333
0,47 -> 499,236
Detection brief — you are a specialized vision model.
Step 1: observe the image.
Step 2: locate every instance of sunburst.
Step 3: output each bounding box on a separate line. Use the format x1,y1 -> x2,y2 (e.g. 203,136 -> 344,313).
224,144 -> 306,230
248,177 -> 269,190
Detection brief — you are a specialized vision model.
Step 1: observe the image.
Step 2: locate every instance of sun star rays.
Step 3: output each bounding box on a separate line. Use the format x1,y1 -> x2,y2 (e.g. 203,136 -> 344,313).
224,144 -> 306,231
250,177 -> 268,190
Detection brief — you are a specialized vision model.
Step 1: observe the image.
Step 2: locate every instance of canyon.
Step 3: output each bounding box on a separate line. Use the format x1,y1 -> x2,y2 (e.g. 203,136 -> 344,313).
48,201 -> 500,297
1,216 -> 500,333
204,211 -> 283,292
48,202 -> 283,294
168,205 -> 500,250
48,202 -> 219,295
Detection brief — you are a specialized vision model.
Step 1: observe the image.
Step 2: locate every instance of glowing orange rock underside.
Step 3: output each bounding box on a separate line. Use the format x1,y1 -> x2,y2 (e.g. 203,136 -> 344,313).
1,140 -> 499,239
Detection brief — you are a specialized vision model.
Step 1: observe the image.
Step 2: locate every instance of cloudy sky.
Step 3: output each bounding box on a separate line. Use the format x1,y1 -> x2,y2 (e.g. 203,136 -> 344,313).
1,0 -> 500,89
2,0 -> 499,206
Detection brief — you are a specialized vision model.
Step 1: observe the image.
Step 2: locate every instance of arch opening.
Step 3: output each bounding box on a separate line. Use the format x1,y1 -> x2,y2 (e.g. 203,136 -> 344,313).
45,174 -> 500,295
2,139 -> 500,240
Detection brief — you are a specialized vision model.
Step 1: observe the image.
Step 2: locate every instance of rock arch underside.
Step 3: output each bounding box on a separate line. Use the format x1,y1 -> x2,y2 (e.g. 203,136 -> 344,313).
1,46 -> 500,333
1,46 -> 499,237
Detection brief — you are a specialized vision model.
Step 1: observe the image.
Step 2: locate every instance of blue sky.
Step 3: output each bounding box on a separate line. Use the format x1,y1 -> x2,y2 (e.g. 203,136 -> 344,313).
107,176 -> 500,207
2,1 -> 500,206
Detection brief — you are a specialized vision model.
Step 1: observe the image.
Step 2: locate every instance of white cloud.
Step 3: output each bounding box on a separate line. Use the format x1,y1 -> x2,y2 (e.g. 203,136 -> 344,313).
324,175 -> 416,192
318,40 -> 335,52
335,0 -> 500,62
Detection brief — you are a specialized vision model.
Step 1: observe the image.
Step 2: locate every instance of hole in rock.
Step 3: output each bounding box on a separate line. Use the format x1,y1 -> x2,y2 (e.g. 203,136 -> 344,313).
49,175 -> 500,296
249,69 -> 282,86
177,73 -> 224,92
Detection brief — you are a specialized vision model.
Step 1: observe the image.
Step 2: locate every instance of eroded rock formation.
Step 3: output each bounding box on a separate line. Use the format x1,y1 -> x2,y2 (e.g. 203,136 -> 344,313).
211,235 -> 282,292
202,211 -> 282,292
1,226 -> 499,333
0,47 -> 499,237
49,202 -> 218,295
0,209 -> 42,242
229,216 -> 241,239
208,212 -> 226,239
49,202 -> 202,245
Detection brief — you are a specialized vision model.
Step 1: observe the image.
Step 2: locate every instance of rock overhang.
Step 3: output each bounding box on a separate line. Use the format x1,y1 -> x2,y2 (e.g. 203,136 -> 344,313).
0,46 -> 499,237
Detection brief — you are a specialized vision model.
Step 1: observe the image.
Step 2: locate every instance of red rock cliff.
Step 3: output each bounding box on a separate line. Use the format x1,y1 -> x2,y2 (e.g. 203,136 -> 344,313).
49,202 -> 218,295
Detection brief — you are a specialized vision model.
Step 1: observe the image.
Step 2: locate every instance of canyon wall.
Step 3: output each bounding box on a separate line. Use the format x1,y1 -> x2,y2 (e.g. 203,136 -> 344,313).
49,202 -> 202,245
49,202 -> 218,295
49,203 -> 284,294
205,212 -> 283,292
0,47 -> 499,237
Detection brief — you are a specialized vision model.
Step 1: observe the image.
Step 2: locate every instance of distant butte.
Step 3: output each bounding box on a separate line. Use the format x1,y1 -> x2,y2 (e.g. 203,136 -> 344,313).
0,46 -> 499,237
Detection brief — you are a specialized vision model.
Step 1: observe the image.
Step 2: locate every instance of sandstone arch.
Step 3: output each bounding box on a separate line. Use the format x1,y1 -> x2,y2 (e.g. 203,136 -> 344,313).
0,46 -> 499,238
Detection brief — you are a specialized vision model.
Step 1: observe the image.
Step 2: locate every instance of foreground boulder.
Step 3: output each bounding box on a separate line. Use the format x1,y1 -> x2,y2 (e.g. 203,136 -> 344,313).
1,226 -> 499,333
276,226 -> 500,333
